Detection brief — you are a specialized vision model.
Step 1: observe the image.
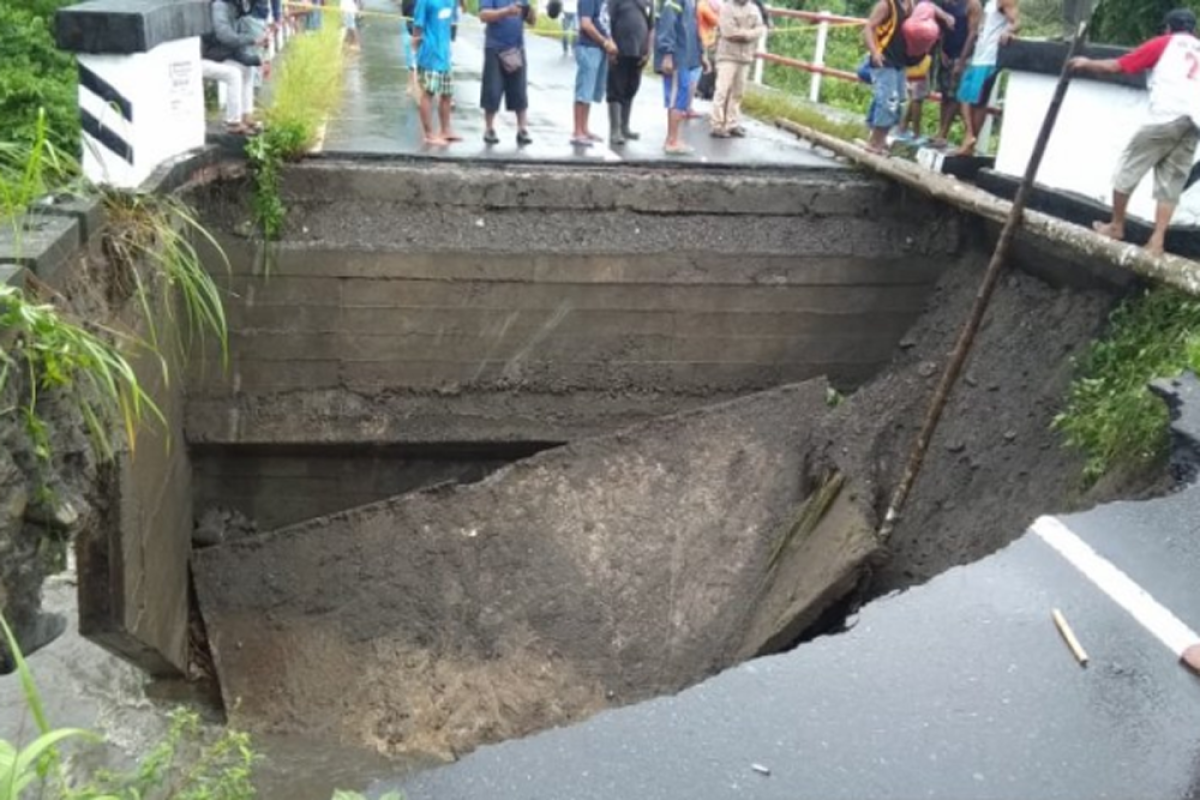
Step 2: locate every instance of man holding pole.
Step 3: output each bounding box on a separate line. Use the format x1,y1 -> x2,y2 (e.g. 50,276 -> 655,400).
1069,8 -> 1200,256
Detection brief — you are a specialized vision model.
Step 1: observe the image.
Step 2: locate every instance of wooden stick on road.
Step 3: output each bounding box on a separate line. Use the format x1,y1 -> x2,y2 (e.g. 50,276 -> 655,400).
1052,608 -> 1090,667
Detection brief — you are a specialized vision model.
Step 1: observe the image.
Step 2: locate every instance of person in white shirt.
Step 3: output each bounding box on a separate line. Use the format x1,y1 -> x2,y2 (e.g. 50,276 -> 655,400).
341,0 -> 361,49
1071,8 -> 1200,256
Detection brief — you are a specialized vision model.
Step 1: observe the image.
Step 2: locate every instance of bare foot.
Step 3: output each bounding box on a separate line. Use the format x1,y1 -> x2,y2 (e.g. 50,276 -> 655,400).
443,131 -> 463,143
1183,643 -> 1200,673
1145,237 -> 1166,257
424,135 -> 448,146
1092,221 -> 1124,242
954,136 -> 976,156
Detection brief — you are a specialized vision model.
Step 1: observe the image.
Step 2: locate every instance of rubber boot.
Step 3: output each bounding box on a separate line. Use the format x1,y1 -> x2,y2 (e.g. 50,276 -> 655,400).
608,103 -> 626,146
621,100 -> 640,141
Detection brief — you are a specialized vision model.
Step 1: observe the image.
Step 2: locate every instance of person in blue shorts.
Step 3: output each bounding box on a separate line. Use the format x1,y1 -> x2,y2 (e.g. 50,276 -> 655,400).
655,0 -> 701,154
413,0 -> 462,144
573,0 -> 617,145
954,0 -> 1018,154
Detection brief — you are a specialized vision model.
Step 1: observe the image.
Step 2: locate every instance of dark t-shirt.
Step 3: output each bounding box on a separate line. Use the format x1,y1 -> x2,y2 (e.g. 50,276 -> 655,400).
577,0 -> 610,47
938,0 -> 969,59
881,0 -> 912,68
481,0 -> 525,49
610,0 -> 651,56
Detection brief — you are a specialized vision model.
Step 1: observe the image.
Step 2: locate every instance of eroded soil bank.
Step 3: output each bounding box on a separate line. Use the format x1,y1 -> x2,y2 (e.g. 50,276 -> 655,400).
191,248 -> 1160,762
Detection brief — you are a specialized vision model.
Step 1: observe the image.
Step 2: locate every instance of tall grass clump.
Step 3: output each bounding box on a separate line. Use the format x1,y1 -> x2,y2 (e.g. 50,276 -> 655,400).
1054,286 -> 1200,484
742,86 -> 867,141
0,286 -> 164,459
102,191 -> 231,365
0,110 -> 79,223
263,24 -> 345,144
248,24 -> 346,240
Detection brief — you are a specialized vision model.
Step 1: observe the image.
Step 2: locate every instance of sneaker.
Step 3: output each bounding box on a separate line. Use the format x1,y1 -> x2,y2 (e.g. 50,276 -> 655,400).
516,129 -> 533,146
484,129 -> 500,145
730,126 -> 747,138
710,129 -> 731,138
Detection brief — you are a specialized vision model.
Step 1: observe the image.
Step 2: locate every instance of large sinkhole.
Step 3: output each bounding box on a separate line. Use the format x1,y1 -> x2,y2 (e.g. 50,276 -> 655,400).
167,162 -> 1154,763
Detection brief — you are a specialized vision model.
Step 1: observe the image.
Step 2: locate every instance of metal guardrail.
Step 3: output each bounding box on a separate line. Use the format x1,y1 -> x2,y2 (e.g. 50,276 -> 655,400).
752,6 -> 1002,127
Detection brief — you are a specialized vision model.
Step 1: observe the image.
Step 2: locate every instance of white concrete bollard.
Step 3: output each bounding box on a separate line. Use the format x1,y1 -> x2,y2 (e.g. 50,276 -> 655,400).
56,0 -> 211,189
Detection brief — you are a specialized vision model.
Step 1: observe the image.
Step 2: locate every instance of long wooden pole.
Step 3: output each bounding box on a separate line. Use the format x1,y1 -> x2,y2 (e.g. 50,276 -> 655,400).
875,25 -> 1092,541
773,129 -> 1200,298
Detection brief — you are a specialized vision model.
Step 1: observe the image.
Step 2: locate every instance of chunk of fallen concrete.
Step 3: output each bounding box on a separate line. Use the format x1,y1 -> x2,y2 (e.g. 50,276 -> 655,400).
192,381 -> 881,759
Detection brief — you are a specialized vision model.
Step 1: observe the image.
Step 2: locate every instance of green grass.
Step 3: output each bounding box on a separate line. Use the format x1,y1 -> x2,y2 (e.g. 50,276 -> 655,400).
741,86 -> 867,141
0,285 -> 165,459
102,190 -> 231,365
1054,287 -> 1200,484
249,24 -> 348,241
0,109 -> 79,223
263,25 -> 346,150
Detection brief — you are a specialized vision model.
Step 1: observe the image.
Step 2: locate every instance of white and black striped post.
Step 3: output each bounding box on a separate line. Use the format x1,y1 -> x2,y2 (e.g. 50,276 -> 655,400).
55,0 -> 211,189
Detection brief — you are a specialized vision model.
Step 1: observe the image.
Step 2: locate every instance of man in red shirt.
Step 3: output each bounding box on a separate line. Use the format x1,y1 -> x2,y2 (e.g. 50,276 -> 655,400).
1070,9 -> 1200,256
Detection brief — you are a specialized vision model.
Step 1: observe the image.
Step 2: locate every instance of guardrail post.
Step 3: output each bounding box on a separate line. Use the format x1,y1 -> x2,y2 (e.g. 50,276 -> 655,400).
977,75 -> 1001,154
753,20 -> 767,84
810,11 -> 830,103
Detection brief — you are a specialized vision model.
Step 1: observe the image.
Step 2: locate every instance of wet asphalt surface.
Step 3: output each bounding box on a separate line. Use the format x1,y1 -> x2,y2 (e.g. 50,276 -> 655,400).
371,484 -> 1200,799
323,0 -> 835,168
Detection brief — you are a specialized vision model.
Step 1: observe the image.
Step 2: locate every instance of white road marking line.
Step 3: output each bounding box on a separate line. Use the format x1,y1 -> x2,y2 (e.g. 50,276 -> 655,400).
1032,516 -> 1199,657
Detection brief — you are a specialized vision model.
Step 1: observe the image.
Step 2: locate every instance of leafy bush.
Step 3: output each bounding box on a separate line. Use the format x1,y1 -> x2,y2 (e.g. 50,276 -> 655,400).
0,0 -> 78,154
1054,287 -> 1200,484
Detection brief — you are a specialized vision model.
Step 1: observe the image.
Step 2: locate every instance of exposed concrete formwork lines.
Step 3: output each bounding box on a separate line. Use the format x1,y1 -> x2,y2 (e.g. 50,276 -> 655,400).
187,164 -> 961,447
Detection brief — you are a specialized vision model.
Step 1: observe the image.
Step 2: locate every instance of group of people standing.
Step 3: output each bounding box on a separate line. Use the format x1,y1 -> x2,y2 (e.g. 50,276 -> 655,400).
404,0 -> 767,153
860,0 -> 1018,155
569,0 -> 766,152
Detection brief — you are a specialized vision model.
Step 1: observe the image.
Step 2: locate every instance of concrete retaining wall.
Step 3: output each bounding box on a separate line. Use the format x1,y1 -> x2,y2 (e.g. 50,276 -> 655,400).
192,445 -> 526,531
187,162 -> 961,446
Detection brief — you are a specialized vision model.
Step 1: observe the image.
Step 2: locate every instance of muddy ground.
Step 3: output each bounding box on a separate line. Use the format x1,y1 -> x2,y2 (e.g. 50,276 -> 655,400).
819,253 -> 1164,597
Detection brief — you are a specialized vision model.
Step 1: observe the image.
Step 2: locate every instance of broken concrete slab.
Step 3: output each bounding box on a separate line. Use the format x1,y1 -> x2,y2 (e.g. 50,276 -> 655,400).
193,381 -> 882,760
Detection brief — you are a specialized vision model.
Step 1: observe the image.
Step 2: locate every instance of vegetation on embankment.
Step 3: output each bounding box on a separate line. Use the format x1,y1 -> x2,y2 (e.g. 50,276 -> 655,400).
0,0 -> 77,153
248,24 -> 346,240
1056,286 -> 1200,486
5,611 -> 400,800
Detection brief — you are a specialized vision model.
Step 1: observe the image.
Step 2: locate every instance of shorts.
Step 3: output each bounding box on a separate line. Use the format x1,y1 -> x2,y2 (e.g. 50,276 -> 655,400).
574,45 -> 608,103
1114,116 -> 1200,203
342,11 -> 357,29
866,66 -> 904,129
957,63 -> 997,106
934,54 -> 961,100
662,68 -> 693,111
481,48 -> 529,112
908,76 -> 929,102
419,68 -> 454,97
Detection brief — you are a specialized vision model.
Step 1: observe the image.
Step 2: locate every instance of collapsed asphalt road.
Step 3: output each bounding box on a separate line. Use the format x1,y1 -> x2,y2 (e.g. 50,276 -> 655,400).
372,376 -> 1200,800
